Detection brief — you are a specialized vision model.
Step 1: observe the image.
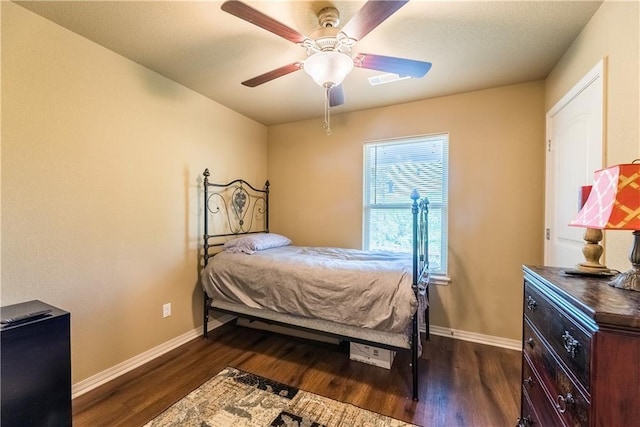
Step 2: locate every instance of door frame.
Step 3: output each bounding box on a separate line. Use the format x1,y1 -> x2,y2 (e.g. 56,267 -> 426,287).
544,58 -> 607,266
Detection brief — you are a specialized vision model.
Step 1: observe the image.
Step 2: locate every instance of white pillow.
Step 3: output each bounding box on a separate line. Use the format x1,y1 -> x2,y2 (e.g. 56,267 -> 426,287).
224,233 -> 292,255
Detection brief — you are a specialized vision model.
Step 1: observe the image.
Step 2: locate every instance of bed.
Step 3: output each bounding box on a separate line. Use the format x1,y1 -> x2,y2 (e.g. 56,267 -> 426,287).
200,168 -> 430,400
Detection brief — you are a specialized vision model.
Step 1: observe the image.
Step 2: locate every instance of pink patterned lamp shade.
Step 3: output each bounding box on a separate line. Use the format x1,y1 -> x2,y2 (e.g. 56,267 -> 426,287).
569,163 -> 640,230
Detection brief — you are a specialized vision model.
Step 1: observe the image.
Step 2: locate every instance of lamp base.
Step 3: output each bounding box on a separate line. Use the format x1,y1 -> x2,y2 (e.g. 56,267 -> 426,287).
610,231 -> 640,291
576,262 -> 610,274
577,228 -> 606,270
609,266 -> 640,291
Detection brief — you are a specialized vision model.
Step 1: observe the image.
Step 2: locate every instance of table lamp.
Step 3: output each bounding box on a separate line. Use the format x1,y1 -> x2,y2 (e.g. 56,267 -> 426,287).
569,162 -> 640,291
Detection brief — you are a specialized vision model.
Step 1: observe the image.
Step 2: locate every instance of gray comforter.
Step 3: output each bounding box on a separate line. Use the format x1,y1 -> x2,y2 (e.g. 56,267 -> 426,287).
201,246 -> 417,333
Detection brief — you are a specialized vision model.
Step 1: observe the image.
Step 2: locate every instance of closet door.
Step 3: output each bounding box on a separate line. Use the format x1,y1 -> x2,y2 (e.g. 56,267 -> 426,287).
544,59 -> 604,268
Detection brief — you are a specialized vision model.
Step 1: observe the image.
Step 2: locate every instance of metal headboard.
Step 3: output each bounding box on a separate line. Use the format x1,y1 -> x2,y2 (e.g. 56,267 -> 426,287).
202,168 -> 269,265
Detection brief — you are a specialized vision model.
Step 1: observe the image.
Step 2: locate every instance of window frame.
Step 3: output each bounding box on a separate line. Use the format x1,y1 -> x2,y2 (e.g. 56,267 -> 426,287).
363,134 -> 449,280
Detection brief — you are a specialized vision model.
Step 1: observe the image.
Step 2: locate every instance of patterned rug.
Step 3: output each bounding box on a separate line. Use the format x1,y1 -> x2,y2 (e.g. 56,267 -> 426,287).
145,366 -> 418,427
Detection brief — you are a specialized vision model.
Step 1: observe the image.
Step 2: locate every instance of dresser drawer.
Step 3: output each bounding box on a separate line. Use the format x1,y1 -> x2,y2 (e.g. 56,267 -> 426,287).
523,319 -> 591,427
519,387 -> 543,427
524,281 -> 592,388
521,358 -> 564,426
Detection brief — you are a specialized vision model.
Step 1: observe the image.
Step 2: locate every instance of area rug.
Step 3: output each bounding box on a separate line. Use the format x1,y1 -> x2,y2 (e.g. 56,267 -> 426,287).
144,366 -> 418,427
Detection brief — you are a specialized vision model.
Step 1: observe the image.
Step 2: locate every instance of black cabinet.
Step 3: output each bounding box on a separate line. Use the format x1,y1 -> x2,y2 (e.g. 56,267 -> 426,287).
1,300 -> 71,427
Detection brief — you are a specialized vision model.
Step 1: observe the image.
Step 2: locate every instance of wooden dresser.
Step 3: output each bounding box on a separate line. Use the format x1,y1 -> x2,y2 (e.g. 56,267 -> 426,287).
518,266 -> 640,426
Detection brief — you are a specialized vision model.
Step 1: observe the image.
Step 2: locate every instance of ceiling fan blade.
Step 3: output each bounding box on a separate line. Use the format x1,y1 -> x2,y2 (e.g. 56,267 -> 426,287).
329,84 -> 345,107
353,53 -> 432,78
222,0 -> 307,44
341,0 -> 409,41
241,62 -> 303,87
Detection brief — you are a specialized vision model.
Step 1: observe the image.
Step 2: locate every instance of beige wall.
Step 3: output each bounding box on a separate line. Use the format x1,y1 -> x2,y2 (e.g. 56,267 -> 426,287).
545,0 -> 639,271
1,2 -> 267,383
268,81 -> 546,341
3,0 -> 637,389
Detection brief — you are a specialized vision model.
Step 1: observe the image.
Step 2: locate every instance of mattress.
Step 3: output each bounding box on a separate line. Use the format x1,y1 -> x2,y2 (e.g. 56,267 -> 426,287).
201,245 -> 418,334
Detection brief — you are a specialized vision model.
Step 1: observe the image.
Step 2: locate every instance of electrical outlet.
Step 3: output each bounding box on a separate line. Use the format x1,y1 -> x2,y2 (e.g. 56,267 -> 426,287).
162,303 -> 171,318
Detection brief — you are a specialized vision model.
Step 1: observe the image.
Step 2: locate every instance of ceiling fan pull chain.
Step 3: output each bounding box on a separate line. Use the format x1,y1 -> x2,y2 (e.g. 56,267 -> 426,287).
324,84 -> 332,135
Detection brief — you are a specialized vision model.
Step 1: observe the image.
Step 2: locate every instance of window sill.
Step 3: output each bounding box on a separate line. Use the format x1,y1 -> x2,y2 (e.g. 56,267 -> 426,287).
429,275 -> 451,286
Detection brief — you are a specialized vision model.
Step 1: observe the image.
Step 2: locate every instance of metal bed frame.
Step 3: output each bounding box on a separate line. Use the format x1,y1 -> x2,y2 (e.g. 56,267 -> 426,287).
200,168 -> 430,400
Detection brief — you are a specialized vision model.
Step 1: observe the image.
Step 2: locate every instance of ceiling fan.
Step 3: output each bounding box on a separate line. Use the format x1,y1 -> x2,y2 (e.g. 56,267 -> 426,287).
221,0 -> 432,133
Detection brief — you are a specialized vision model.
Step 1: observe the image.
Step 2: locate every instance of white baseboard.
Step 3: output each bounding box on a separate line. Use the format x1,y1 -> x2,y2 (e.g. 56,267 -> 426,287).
71,314 -> 235,399
427,325 -> 522,351
73,317 -> 519,399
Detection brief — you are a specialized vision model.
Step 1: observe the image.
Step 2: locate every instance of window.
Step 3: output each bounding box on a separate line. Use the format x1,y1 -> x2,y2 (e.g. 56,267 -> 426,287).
363,134 -> 449,277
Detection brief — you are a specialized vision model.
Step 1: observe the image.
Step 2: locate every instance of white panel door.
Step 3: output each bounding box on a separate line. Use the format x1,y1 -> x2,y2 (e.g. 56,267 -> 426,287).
545,60 -> 605,268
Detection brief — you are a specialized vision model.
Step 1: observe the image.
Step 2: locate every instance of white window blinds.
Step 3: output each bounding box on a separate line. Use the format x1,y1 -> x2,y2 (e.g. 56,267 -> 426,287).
363,134 -> 449,275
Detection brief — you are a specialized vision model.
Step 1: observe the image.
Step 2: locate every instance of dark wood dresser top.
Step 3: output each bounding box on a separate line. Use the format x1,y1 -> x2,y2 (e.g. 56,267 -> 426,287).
523,265 -> 640,330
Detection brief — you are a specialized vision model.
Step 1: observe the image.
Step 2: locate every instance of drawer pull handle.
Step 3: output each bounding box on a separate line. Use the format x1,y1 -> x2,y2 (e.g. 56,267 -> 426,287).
526,296 -> 538,312
555,393 -> 575,413
517,415 -> 533,426
523,376 -> 534,387
526,337 -> 535,348
561,331 -> 579,358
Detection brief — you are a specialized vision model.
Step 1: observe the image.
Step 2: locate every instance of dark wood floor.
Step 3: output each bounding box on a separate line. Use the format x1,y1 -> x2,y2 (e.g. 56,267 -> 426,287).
73,323 -> 522,426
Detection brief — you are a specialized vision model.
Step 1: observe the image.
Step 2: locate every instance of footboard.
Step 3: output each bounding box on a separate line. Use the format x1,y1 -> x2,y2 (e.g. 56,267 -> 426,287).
411,189 -> 430,400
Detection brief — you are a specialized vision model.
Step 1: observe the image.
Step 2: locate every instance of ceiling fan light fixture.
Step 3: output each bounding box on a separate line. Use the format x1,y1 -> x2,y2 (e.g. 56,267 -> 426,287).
303,51 -> 354,87
221,0 -> 430,135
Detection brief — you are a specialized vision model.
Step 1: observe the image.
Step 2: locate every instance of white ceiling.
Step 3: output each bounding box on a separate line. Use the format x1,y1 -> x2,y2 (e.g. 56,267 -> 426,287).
15,0 -> 602,126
